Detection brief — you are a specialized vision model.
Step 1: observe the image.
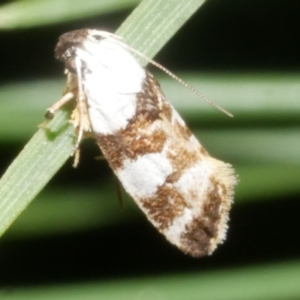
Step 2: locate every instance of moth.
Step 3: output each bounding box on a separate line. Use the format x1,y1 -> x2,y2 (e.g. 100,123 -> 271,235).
47,29 -> 237,257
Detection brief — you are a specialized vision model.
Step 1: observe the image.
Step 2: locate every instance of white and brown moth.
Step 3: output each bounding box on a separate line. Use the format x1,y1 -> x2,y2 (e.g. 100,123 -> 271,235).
47,29 -> 237,257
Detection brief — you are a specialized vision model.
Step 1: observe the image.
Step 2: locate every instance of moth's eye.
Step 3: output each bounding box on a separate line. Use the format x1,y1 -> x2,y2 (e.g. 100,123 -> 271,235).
90,35 -> 102,42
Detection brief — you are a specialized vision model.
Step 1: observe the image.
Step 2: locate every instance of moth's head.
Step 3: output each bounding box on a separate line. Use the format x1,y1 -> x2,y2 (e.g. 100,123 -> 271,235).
55,29 -> 111,73
55,29 -> 88,62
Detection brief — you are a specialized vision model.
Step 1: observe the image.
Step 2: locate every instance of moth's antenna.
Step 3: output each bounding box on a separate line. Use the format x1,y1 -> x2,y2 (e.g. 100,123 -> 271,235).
117,40 -> 233,118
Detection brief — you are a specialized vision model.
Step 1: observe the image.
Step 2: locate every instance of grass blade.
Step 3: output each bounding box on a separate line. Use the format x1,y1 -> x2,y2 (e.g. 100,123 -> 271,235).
0,0 -> 138,29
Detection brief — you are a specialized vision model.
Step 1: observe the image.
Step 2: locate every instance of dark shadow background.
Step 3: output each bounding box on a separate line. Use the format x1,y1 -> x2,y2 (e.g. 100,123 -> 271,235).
0,0 -> 300,287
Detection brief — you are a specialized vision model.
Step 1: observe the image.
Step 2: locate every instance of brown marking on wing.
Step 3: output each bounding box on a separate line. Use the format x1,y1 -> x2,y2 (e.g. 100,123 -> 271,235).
141,184 -> 187,230
96,126 -> 167,170
173,119 -> 192,141
144,71 -> 173,122
179,175 -> 228,257
96,134 -> 125,169
134,71 -> 162,121
165,144 -> 200,183
121,124 -> 167,159
161,101 -> 173,121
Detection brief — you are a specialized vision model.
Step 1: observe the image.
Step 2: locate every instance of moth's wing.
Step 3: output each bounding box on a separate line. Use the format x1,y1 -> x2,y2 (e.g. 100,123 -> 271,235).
95,71 -> 236,257
56,30 -> 236,256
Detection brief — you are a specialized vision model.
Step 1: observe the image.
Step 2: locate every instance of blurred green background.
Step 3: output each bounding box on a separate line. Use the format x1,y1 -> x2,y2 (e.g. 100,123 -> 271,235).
0,0 -> 300,299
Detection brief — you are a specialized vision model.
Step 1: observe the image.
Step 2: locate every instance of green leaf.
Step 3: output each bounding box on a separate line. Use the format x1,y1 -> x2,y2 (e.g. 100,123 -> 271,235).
0,110 -> 74,236
0,0 -> 138,29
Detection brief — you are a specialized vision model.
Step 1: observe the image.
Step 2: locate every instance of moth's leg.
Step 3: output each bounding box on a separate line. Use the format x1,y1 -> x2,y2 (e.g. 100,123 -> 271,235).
46,92 -> 75,120
38,92 -> 74,128
72,148 -> 80,168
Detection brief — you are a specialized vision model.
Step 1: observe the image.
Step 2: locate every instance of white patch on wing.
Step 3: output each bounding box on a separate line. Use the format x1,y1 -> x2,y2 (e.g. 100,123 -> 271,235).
174,160 -> 212,207
75,40 -> 146,135
117,152 -> 173,199
87,90 -> 138,135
